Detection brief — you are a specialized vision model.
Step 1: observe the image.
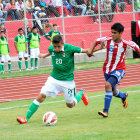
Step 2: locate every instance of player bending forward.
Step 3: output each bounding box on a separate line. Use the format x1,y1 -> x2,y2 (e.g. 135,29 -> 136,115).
17,35 -> 89,124
88,23 -> 140,117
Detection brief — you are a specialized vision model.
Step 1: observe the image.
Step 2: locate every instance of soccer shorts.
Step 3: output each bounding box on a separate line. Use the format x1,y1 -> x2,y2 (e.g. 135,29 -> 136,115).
104,70 -> 125,90
18,52 -> 28,58
1,54 -> 11,62
30,48 -> 40,58
40,76 -> 76,104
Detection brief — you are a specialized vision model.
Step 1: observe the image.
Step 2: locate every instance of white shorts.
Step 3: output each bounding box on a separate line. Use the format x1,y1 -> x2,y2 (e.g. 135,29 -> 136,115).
18,52 -> 28,58
1,54 -> 11,62
40,76 -> 76,104
30,48 -> 40,58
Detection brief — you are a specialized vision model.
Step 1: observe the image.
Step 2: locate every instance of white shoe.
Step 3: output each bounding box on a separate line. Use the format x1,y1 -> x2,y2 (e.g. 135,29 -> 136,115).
94,22 -> 97,24
26,68 -> 30,71
34,67 -> 39,70
30,67 -> 34,70
19,69 -> 22,72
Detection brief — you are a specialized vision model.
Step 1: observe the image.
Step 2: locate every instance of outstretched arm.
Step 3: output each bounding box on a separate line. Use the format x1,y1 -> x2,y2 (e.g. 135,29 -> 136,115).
38,52 -> 50,58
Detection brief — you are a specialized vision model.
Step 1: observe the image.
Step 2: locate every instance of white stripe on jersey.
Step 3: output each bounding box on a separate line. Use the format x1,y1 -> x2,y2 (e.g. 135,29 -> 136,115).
111,42 -> 124,71
106,40 -> 114,73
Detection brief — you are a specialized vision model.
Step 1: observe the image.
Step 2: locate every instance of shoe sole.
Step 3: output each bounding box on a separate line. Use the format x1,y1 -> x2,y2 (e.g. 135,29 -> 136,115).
98,112 -> 108,118
123,93 -> 128,109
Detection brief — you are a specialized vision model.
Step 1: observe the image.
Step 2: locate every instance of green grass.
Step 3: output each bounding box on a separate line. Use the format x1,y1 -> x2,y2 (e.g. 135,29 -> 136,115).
0,85 -> 140,140
0,58 -> 140,79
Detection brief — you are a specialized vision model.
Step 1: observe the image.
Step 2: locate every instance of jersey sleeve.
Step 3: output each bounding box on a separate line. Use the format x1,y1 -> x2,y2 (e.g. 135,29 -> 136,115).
68,44 -> 82,53
14,36 -> 18,42
48,45 -> 53,53
96,36 -> 110,46
126,41 -> 140,52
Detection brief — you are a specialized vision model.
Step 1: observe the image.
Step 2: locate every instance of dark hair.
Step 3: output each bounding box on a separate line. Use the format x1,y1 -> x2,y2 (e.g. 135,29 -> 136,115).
0,30 -> 4,33
32,26 -> 37,30
53,24 -> 57,27
52,35 -> 63,44
18,28 -> 23,32
111,23 -> 124,33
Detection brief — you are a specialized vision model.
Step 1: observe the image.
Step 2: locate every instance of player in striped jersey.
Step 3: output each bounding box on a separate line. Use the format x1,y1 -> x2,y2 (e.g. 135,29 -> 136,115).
88,23 -> 140,117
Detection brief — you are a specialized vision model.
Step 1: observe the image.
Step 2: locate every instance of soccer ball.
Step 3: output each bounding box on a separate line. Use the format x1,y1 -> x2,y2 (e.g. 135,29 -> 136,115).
43,111 -> 57,126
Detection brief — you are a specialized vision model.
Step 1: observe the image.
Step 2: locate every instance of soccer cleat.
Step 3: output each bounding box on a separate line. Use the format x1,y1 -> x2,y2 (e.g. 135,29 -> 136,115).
98,110 -> 108,118
8,70 -> 12,73
122,93 -> 128,109
17,116 -> 27,124
19,69 -> 22,72
81,89 -> 89,106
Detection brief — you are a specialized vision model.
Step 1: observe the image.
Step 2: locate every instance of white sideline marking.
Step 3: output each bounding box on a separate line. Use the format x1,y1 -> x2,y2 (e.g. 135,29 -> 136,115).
0,90 -> 140,110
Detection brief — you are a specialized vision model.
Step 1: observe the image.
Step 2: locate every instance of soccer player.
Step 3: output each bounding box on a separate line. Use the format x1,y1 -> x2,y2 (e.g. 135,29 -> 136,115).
88,23 -> 140,117
44,24 -> 62,45
14,28 -> 29,71
28,26 -> 41,70
0,30 -> 12,73
17,35 -> 89,124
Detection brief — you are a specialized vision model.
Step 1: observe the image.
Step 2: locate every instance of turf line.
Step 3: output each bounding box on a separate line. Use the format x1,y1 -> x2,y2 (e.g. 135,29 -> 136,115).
0,89 -> 140,110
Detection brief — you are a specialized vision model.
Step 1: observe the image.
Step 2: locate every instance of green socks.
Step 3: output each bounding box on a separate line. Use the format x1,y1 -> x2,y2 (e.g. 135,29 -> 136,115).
8,62 -> 11,71
35,58 -> 38,68
18,61 -> 22,70
0,63 -> 4,72
30,58 -> 34,68
26,100 -> 40,122
0,63 -> 2,72
25,60 -> 29,69
74,90 -> 83,103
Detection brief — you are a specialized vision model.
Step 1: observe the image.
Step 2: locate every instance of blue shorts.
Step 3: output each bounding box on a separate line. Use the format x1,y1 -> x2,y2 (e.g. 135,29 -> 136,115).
104,70 -> 125,90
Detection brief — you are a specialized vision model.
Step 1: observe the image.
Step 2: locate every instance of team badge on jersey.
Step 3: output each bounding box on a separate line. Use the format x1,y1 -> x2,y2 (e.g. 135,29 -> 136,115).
62,52 -> 65,57
52,52 -> 55,56
109,45 -> 114,52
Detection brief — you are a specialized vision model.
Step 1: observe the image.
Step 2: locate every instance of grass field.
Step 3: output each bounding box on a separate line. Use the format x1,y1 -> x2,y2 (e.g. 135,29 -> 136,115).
0,85 -> 140,140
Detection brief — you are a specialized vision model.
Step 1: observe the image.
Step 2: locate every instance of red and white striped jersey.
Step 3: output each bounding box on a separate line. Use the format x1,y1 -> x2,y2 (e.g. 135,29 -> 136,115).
96,36 -> 140,74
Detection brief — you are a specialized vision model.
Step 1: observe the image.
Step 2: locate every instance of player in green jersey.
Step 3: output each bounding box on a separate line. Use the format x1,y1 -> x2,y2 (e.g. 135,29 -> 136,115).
28,26 -> 41,70
17,35 -> 89,124
44,24 -> 62,45
15,28 -> 29,71
0,30 -> 11,74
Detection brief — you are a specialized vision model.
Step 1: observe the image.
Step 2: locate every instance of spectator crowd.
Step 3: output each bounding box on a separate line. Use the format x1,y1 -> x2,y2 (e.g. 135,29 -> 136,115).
0,0 -> 137,23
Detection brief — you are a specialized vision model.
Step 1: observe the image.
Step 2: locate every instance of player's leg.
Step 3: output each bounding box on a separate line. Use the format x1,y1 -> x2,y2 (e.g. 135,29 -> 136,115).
0,61 -> 4,73
18,58 -> 22,71
24,52 -> 29,70
113,89 -> 128,109
7,55 -> 12,72
17,76 -> 57,124
34,48 -> 40,69
1,55 -> 5,73
66,89 -> 89,108
30,48 -> 34,70
98,76 -> 117,117
17,94 -> 46,124
26,94 -> 46,122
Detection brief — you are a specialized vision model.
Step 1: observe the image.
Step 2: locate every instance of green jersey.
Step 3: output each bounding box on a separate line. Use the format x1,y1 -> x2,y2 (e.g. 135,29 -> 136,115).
45,30 -> 62,45
14,35 -> 27,52
28,33 -> 41,48
0,37 -> 9,55
48,43 -> 82,81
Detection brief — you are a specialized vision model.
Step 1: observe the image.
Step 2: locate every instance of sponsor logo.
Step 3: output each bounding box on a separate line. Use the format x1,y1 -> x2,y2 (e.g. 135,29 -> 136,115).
62,52 -> 65,57
52,52 -> 55,56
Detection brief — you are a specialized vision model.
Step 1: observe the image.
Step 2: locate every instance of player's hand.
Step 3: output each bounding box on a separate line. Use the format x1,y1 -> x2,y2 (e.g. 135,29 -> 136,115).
38,53 -> 45,58
87,50 -> 94,57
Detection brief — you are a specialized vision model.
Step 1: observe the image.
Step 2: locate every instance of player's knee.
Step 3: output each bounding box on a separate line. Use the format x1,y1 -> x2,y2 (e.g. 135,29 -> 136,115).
36,94 -> 46,103
24,57 -> 28,60
105,82 -> 112,90
66,102 -> 75,108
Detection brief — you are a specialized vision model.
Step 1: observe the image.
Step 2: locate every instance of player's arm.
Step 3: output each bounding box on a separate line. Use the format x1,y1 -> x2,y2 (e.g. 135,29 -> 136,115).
38,52 -> 50,58
128,41 -> 140,56
25,36 -> 28,53
88,39 -> 105,57
14,36 -> 19,53
81,49 -> 88,53
44,31 -> 51,41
